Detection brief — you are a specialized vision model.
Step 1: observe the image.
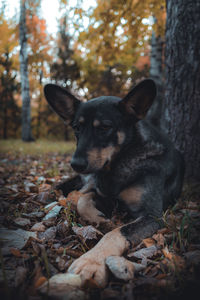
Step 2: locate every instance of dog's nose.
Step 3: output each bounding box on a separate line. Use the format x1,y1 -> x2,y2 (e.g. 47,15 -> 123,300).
70,157 -> 88,172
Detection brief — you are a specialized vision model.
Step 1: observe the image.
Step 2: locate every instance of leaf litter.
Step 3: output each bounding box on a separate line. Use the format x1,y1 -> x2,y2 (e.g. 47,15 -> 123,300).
0,152 -> 200,299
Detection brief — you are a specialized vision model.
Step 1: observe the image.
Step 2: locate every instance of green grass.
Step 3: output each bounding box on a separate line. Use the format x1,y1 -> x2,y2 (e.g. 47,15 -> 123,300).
0,139 -> 75,155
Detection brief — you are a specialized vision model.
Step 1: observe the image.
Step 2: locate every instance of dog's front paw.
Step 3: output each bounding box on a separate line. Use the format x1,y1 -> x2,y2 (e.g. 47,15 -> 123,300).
77,192 -> 110,226
68,250 -> 108,287
68,229 -> 130,287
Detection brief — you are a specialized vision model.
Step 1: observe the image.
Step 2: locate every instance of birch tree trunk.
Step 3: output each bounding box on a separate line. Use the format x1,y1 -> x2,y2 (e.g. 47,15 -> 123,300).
19,0 -> 33,141
164,0 -> 200,182
146,31 -> 165,129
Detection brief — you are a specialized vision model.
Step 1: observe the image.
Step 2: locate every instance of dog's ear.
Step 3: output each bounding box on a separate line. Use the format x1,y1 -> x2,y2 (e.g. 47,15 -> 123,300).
44,84 -> 81,125
119,79 -> 156,120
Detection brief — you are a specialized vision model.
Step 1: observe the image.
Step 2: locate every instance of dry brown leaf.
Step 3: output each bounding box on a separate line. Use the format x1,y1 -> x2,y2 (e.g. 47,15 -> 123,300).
72,225 -> 103,243
0,227 -> 37,255
38,226 -> 57,241
142,238 -> 155,247
10,248 -> 21,257
35,276 -> 47,288
44,201 -> 58,213
66,190 -> 83,205
39,183 -> 51,193
157,227 -> 170,234
36,191 -> 50,204
162,246 -> 173,260
14,217 -> 31,227
128,245 -> 158,259
31,222 -> 46,232
153,233 -> 165,247
58,195 -> 67,206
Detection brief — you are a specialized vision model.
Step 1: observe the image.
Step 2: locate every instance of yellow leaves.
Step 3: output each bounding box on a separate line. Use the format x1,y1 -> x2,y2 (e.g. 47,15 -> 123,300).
0,17 -> 18,57
27,14 -> 51,58
72,0 -> 166,92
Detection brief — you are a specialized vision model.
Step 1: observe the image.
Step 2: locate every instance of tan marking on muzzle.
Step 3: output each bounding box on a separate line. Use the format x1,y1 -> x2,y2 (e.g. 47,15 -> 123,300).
117,131 -> 126,145
120,186 -> 143,205
87,146 -> 118,170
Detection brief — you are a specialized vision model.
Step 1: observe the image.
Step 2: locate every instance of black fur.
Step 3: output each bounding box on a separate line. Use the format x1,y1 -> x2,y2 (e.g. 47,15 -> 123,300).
44,79 -> 184,244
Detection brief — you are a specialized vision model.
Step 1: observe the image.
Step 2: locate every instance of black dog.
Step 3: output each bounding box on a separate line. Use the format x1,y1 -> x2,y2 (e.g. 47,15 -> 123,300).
44,79 -> 184,287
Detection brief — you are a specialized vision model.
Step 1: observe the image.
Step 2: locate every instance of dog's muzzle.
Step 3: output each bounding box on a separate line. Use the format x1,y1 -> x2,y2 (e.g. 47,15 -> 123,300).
70,156 -> 88,173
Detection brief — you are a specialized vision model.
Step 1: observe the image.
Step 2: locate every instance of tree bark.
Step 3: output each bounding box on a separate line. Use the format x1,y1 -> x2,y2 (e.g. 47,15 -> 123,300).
19,0 -> 33,141
164,0 -> 200,182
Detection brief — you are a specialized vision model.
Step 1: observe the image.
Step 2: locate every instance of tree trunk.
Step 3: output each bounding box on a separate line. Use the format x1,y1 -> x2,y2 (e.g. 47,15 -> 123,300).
19,0 -> 33,141
164,0 -> 200,182
146,31 -> 164,128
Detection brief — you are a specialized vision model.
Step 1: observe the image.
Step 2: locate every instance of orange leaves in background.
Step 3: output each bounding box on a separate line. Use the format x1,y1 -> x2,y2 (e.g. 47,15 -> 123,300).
26,14 -> 51,65
135,55 -> 150,71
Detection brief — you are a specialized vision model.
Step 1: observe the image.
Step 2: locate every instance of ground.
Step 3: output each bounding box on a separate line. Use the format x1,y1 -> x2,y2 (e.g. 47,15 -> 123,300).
0,140 -> 200,300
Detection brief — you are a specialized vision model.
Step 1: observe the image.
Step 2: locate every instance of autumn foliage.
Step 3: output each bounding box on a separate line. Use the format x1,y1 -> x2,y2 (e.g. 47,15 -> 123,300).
0,0 -> 166,139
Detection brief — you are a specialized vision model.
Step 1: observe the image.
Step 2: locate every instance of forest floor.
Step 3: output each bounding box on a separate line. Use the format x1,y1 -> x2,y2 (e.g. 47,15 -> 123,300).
0,140 -> 200,300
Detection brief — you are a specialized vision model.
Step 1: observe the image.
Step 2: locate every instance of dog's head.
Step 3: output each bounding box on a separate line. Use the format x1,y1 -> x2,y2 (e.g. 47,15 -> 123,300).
44,79 -> 156,173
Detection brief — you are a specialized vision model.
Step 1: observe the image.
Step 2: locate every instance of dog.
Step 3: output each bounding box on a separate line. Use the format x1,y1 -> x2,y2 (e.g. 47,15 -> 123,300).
44,79 -> 184,287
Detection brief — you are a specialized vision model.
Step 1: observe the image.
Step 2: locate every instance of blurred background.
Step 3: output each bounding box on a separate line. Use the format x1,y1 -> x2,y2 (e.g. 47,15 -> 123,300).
0,0 -> 166,142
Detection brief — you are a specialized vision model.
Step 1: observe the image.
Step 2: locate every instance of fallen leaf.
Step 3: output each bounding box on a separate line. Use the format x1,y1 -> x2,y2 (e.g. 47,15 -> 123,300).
43,205 -> 62,220
66,190 -> 83,205
55,247 -> 82,258
162,247 -> 185,270
142,238 -> 155,247
22,211 -> 44,219
34,276 -> 47,288
162,246 -> 173,260
153,233 -> 165,247
58,195 -> 67,206
24,181 -> 38,193
72,225 -> 103,243
14,217 -> 31,227
31,222 -> 46,232
38,226 -> 57,241
44,201 -> 58,213
0,227 -> 37,255
128,245 -> 158,259
7,184 -> 18,192
56,220 -> 70,236
10,248 -> 21,257
36,191 -> 51,204
38,183 -> 52,193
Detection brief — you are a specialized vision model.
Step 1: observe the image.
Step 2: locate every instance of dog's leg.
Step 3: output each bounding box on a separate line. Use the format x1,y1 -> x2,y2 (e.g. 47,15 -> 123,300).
56,175 -> 83,196
77,192 -> 109,225
68,216 -> 161,287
